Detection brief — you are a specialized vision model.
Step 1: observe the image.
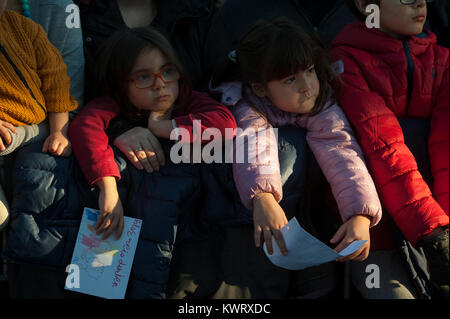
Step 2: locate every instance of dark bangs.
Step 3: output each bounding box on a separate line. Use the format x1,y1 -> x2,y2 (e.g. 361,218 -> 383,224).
262,27 -> 315,83
236,17 -> 340,115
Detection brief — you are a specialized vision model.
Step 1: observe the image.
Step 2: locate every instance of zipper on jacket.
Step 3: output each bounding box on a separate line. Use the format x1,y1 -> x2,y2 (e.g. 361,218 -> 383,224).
402,39 -> 414,115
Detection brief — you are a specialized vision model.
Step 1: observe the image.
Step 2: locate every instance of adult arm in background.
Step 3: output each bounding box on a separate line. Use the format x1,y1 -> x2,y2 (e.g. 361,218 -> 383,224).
27,11 -> 77,158
29,17 -> 78,115
328,50 -> 448,245
30,0 -> 85,112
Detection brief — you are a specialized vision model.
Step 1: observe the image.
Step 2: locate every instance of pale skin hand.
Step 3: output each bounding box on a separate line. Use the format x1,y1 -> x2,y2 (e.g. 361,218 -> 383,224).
95,176 -> 125,240
253,192 -> 288,256
147,109 -> 174,139
113,127 -> 165,173
330,214 -> 371,262
0,119 -> 17,152
42,112 -> 72,156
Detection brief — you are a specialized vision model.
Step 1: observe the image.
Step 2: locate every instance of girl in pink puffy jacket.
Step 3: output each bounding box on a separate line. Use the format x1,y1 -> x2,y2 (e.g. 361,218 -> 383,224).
211,17 -> 382,263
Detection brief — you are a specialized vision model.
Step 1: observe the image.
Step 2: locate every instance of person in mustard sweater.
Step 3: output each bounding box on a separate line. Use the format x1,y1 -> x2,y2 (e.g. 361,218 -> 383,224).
0,0 -> 78,231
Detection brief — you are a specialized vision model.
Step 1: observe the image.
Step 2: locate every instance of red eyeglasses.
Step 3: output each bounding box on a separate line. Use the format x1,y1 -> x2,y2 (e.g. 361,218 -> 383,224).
129,65 -> 181,89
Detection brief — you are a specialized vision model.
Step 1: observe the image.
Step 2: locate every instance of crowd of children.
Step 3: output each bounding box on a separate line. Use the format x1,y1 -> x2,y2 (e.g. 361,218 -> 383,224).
0,0 -> 448,299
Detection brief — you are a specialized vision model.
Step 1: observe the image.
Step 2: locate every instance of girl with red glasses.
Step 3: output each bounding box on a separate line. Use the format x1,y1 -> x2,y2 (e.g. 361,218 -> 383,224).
69,27 -> 236,240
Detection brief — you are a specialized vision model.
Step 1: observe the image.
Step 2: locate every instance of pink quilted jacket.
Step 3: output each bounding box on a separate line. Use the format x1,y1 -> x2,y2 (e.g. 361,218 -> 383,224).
213,82 -> 382,227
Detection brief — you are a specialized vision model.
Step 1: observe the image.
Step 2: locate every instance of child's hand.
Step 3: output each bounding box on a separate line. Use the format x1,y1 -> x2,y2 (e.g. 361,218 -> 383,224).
147,110 -> 174,139
96,177 -> 125,240
42,131 -> 71,156
253,193 -> 288,256
330,215 -> 371,262
114,127 -> 165,173
0,120 -> 16,152
149,108 -> 173,123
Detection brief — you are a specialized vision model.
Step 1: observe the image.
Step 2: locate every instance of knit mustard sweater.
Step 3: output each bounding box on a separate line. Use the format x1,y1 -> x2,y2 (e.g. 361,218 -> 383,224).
0,10 -> 77,126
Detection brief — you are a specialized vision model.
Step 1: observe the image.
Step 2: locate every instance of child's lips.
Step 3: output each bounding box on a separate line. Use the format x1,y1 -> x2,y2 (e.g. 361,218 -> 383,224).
412,14 -> 426,22
299,94 -> 313,103
155,94 -> 170,102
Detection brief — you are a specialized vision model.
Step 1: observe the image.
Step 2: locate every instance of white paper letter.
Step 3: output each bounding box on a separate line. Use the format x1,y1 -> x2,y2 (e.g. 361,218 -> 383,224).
365,4 -> 380,29
365,264 -> 380,289
65,4 -> 80,29
65,264 -> 80,288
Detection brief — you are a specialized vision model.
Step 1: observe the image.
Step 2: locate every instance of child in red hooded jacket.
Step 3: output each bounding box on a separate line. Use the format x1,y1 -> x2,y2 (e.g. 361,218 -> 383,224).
329,0 -> 448,298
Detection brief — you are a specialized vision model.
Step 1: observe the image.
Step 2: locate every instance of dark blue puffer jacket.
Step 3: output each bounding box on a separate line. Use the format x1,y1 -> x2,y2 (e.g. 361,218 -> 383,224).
2,127 -> 309,298
2,141 -> 203,299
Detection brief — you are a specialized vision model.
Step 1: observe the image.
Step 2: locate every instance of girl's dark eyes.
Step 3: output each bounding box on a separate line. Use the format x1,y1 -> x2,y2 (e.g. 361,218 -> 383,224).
161,67 -> 176,77
283,66 -> 315,84
136,74 -> 151,81
284,76 -> 296,84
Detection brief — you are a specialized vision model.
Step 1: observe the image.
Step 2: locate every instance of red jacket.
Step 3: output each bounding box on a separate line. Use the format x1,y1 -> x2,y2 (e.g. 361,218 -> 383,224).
69,91 -> 237,185
329,22 -> 449,246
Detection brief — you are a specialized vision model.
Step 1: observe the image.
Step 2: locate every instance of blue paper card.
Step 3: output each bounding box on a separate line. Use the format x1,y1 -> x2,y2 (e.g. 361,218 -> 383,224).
65,207 -> 142,299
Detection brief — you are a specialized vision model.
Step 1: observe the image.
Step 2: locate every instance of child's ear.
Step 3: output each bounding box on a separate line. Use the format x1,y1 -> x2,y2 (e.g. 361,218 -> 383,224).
250,82 -> 267,98
354,0 -> 370,17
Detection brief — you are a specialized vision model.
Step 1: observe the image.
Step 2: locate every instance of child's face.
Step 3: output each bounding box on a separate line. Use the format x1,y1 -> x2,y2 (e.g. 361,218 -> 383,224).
127,48 -> 180,114
256,65 -> 320,115
379,0 -> 427,37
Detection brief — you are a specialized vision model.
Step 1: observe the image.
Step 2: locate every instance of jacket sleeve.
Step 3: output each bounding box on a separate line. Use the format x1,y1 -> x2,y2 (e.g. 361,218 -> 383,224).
69,96 -> 121,185
301,105 -> 382,227
429,63 -> 449,215
29,20 -> 78,114
173,91 -> 237,144
329,49 -> 449,244
232,102 -> 282,210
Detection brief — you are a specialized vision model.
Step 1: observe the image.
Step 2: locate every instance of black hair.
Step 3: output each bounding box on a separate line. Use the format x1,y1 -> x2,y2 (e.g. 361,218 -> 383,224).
212,17 -> 341,116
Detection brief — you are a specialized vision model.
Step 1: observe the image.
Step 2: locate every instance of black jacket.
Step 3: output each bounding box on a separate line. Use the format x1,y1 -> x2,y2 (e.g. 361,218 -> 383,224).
427,0 -> 449,48
75,0 -> 216,99
203,0 -> 357,79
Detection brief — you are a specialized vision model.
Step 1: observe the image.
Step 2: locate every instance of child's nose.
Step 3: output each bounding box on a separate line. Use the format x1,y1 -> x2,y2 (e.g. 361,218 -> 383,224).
152,76 -> 166,89
414,0 -> 426,7
298,78 -> 311,93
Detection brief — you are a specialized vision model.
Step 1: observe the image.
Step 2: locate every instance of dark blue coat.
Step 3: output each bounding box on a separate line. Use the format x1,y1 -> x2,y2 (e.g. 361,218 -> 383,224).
2,127 -> 309,299
2,141 -> 202,299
